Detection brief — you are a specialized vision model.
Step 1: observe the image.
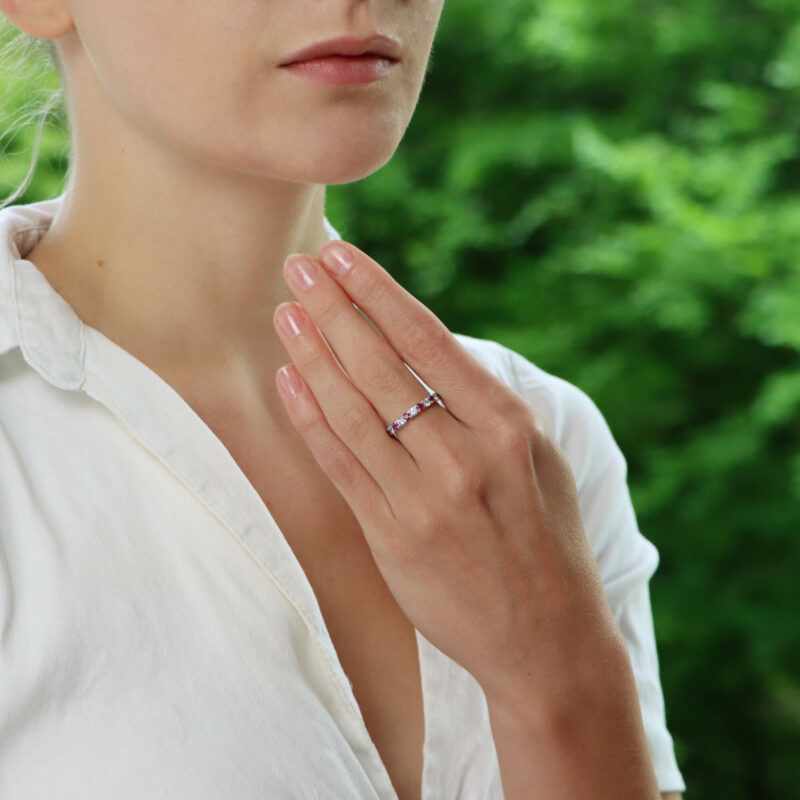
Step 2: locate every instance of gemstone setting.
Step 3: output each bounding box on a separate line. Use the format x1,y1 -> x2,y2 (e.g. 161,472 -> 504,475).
386,392 -> 443,438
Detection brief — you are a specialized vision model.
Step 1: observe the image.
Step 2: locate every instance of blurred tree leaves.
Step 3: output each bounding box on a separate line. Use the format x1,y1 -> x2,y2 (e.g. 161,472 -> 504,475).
2,0 -> 799,796
327,1 -> 800,797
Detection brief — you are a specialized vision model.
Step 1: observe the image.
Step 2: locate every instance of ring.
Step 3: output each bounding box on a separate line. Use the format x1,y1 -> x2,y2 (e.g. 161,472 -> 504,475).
386,392 -> 444,438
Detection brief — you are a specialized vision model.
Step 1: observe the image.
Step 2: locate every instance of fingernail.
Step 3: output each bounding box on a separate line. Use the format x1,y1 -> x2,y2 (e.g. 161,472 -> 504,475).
321,243 -> 352,277
276,303 -> 305,337
285,255 -> 317,289
277,365 -> 304,398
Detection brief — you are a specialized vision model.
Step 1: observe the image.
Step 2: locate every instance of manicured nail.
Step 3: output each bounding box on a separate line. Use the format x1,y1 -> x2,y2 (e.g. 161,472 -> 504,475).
277,365 -> 304,398
321,243 -> 352,277
276,303 -> 305,337
285,255 -> 317,289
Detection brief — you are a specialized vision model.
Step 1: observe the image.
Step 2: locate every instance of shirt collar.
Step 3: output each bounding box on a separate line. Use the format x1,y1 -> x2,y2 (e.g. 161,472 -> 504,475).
0,192 -> 343,392
0,194 -> 84,389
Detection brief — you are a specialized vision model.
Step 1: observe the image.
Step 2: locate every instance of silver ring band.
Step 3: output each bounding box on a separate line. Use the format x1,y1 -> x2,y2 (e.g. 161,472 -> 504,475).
386,392 -> 444,438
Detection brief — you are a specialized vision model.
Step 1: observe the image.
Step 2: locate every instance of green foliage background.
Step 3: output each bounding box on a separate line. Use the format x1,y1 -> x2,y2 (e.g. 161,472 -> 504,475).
2,1 -> 799,797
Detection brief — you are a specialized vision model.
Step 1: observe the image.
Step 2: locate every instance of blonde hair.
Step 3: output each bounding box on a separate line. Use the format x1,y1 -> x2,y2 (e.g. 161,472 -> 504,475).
0,20 -> 69,211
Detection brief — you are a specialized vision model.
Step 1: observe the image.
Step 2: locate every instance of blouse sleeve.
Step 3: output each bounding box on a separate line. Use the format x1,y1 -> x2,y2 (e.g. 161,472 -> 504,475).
503,345 -> 687,794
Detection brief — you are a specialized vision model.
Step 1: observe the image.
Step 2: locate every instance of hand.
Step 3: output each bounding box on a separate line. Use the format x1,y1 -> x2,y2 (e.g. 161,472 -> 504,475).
272,241 -> 619,700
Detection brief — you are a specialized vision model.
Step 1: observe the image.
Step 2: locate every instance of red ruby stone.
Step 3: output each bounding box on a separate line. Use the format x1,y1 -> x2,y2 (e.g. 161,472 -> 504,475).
392,422 -> 400,430
417,403 -> 424,410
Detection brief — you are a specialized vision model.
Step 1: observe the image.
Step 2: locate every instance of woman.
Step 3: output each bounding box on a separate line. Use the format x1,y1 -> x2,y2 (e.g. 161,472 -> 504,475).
0,2 -> 685,798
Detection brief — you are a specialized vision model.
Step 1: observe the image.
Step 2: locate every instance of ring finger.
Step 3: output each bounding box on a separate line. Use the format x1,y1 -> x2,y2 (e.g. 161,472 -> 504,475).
272,299 -> 420,495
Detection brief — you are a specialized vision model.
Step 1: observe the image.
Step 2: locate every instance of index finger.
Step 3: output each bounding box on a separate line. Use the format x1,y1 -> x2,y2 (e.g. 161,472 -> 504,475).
317,240 -> 511,423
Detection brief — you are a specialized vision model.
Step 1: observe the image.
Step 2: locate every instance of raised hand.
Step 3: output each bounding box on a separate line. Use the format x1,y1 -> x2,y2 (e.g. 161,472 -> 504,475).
271,240 -> 620,702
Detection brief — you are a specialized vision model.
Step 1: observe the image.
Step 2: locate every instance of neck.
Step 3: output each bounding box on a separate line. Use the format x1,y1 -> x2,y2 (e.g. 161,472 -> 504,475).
24,141 -> 333,421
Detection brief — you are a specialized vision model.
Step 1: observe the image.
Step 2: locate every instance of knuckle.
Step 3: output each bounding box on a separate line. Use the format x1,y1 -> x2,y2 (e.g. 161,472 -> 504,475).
404,316 -> 451,365
527,407 -> 554,449
299,344 -> 330,377
443,462 -> 487,502
314,293 -> 345,328
292,406 -> 325,438
412,505 -> 445,540
355,267 -> 387,309
357,356 -> 407,396
488,402 -> 532,454
336,401 -> 372,444
433,438 -> 487,501
495,420 -> 523,454
321,444 -> 358,488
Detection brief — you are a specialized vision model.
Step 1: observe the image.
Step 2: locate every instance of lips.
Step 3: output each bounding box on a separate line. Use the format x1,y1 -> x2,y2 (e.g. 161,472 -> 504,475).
280,55 -> 397,86
279,34 -> 401,66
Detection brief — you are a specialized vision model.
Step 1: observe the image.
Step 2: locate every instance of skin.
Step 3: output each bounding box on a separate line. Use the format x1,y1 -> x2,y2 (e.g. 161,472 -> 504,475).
2,1 -> 682,797
2,0 -> 444,407
276,244 -> 681,799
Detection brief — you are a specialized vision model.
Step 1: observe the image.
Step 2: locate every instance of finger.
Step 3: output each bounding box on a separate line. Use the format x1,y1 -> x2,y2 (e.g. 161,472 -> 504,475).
272,300 -> 419,503
282,253 -> 459,455
315,240 -> 516,424
275,362 -> 395,532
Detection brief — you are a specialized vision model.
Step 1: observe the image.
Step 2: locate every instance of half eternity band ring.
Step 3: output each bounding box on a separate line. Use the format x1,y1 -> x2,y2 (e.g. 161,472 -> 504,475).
386,392 -> 444,438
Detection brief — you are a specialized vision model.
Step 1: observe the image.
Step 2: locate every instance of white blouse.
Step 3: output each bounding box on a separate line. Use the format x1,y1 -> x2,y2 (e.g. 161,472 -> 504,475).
0,195 -> 686,798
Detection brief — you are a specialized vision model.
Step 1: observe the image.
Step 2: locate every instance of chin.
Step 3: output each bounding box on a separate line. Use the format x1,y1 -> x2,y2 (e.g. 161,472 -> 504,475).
201,106 -> 409,186
205,93 -> 414,186
307,143 -> 400,185
276,101 -> 411,184
269,133 -> 404,186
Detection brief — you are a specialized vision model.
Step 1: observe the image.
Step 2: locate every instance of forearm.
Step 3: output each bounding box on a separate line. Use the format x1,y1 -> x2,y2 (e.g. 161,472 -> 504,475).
483,630 -> 661,800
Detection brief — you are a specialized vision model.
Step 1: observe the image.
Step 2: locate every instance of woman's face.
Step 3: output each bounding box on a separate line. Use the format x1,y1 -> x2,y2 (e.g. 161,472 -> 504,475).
59,0 -> 445,185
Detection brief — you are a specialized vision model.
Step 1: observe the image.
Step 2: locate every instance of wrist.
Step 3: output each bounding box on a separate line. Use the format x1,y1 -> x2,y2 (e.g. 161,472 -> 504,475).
481,623 -> 630,734
481,631 -> 661,800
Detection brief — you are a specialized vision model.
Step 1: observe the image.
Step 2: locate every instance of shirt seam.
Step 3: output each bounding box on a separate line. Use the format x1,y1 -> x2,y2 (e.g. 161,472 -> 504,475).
81,377 -> 364,724
8,223 -> 89,389
7,219 -> 360,721
8,226 -> 39,365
